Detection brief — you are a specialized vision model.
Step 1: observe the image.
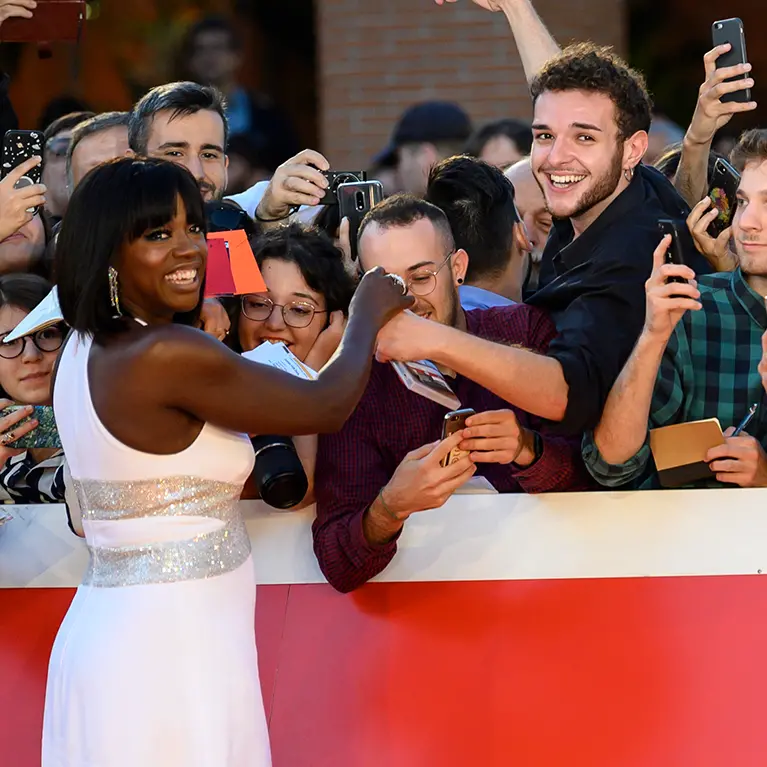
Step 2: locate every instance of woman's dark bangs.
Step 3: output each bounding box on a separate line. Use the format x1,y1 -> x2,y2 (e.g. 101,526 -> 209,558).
125,162 -> 207,241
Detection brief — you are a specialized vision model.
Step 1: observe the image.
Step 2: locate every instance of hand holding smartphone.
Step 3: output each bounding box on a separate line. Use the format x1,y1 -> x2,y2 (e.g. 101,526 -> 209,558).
657,219 -> 688,285
712,18 -> 752,105
337,181 -> 384,261
440,408 -> 475,468
0,405 -> 61,449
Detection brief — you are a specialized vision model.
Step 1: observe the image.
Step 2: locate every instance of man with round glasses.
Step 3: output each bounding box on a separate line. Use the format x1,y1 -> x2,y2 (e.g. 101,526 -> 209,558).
312,194 -> 594,593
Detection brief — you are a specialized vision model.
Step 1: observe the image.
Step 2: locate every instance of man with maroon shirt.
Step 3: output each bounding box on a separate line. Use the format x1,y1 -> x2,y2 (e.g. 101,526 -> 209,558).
313,195 -> 593,593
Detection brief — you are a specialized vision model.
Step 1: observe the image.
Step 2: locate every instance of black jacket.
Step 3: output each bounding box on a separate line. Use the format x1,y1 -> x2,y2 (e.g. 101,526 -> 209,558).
528,164 -> 713,434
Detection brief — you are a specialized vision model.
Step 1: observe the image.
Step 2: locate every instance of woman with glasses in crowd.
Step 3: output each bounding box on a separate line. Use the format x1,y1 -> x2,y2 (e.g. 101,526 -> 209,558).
43,156 -> 411,767
0,274 -> 65,504
226,223 -> 356,507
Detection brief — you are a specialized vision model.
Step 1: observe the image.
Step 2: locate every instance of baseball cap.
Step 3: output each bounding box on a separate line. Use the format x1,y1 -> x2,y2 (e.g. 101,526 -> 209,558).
373,101 -> 472,166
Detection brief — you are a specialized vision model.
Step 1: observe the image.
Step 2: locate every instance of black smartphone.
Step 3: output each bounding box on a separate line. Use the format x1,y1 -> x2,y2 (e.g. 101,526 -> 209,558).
712,18 -> 751,104
0,405 -> 61,449
440,408 -> 475,468
707,157 -> 740,238
317,169 -> 367,206
337,181 -> 384,261
657,219 -> 687,284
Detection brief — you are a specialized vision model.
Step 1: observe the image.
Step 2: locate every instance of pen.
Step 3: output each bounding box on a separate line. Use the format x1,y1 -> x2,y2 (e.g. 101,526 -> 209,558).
733,403 -> 758,436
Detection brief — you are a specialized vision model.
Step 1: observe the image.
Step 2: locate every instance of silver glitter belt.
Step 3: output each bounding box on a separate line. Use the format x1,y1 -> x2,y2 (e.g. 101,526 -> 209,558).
82,517 -> 251,588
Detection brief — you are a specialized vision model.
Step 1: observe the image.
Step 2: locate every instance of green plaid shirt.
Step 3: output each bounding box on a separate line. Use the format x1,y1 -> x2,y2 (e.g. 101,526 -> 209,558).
583,268 -> 767,489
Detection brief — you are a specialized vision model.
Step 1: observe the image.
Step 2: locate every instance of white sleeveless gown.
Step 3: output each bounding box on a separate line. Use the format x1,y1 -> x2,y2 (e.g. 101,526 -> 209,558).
42,332 -> 271,767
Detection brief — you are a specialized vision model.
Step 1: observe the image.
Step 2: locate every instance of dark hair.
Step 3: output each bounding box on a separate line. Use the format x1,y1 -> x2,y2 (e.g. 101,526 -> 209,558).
43,111 -> 95,142
56,158 -> 207,335
0,273 -> 52,316
38,98 -> 93,132
129,82 -> 229,155
464,119 -> 533,160
426,156 -> 518,283
66,111 -> 131,188
357,194 -> 455,255
313,204 -> 342,241
653,142 -> 725,182
225,224 -> 355,352
530,42 -> 652,140
730,129 -> 767,173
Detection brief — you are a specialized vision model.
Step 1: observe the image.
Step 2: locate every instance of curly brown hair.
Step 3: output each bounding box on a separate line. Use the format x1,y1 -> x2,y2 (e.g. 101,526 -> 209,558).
730,129 -> 767,173
530,43 -> 652,140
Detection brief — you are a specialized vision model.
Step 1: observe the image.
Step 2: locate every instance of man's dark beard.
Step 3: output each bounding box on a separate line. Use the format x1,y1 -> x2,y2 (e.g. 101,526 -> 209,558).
570,143 -> 624,220
199,180 -> 223,201
447,287 -> 461,328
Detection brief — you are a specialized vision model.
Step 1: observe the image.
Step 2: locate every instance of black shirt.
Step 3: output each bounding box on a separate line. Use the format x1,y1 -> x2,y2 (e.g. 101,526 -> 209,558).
527,164 -> 712,434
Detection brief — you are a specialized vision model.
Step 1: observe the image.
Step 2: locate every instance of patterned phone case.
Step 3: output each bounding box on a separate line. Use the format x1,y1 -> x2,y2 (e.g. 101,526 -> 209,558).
0,406 -> 61,449
1,130 -> 45,185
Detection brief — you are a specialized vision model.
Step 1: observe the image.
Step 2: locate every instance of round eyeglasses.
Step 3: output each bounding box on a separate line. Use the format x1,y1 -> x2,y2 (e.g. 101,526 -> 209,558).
241,295 -> 327,329
0,324 -> 65,360
402,251 -> 454,297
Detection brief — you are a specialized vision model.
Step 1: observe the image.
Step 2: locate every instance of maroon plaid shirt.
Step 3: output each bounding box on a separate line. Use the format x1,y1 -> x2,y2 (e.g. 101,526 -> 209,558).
313,306 -> 595,592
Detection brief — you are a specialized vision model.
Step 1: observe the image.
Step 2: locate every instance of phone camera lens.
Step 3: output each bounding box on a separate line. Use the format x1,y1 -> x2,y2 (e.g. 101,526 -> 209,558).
355,191 -> 365,211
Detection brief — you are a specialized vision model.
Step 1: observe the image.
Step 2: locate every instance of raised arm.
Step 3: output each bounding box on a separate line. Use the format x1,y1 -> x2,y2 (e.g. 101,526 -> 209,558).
590,238 -> 701,466
675,45 -> 756,207
156,268 -> 412,436
436,0 -> 559,83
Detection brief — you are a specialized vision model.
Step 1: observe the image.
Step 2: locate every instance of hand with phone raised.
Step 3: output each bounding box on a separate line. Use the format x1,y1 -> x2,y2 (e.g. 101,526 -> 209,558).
0,156 -> 46,242
642,235 -> 702,341
687,43 -> 757,148
686,196 -> 737,273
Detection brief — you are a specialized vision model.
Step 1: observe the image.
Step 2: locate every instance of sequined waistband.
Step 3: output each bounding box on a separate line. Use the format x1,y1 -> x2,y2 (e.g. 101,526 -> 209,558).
73,476 -> 244,523
82,518 -> 252,588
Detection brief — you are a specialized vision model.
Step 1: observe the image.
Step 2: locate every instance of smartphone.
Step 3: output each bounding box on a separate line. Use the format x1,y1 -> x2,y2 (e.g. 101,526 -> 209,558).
0,0 -> 85,44
317,170 -> 367,206
0,405 -> 61,449
657,219 -> 687,284
1,130 -> 45,185
707,157 -> 740,238
440,408 -> 475,468
337,181 -> 384,261
712,18 -> 751,104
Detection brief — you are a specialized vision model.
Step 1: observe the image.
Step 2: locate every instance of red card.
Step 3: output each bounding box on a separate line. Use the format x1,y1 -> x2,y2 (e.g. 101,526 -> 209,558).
204,238 -> 237,297
207,230 -> 266,295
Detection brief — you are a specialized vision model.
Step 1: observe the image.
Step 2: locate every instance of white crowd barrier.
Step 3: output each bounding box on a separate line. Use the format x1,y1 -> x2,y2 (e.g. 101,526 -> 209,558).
1,487 -> 766,588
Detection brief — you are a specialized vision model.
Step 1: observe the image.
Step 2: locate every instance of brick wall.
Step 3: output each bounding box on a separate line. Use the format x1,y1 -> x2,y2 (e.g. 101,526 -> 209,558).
316,0 -> 627,168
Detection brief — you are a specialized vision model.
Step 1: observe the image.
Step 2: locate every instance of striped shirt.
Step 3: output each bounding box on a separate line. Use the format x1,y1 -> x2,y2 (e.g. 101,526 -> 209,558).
0,450 -> 66,504
583,269 -> 767,489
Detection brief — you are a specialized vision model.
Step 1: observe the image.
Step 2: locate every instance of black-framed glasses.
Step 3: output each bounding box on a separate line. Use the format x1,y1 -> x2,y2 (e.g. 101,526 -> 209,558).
0,324 -> 65,360
241,295 -> 327,329
405,251 -> 454,297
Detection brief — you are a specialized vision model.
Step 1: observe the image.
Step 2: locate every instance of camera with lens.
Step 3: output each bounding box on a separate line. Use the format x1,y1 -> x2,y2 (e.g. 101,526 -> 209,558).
317,169 -> 367,206
250,435 -> 309,510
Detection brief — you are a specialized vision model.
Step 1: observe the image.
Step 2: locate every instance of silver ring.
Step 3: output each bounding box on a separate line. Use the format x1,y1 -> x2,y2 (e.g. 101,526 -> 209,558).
388,274 -> 407,295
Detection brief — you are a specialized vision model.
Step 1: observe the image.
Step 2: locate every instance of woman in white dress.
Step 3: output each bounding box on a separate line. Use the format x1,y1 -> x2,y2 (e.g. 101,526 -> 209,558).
42,157 -> 411,767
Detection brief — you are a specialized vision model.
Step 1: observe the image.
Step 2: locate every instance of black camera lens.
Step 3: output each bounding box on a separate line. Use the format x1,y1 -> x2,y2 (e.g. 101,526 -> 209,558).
250,435 -> 309,510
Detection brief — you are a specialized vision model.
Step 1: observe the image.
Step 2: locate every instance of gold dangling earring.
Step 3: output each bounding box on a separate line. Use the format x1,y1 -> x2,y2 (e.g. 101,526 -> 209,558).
108,266 -> 122,317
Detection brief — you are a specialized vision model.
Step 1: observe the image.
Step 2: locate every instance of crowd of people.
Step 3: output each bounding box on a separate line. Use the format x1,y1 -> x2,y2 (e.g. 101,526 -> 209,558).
0,0 -> 765,763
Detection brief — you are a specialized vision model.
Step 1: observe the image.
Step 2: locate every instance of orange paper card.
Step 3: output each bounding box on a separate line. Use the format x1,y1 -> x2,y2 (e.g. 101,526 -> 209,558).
206,230 -> 266,296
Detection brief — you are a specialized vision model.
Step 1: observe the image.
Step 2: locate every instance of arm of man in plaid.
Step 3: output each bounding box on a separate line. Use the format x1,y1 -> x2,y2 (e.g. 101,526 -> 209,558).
583,236 -> 702,487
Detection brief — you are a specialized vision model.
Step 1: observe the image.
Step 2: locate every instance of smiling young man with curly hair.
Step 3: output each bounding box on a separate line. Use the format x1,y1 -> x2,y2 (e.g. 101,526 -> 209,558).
377,0 -> 712,437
